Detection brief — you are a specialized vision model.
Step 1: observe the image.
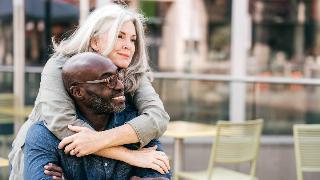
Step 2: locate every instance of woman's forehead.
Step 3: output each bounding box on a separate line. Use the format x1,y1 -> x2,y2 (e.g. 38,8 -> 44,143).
120,21 -> 136,35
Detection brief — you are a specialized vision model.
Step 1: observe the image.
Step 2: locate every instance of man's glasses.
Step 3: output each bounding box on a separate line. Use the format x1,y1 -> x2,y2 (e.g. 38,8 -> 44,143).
74,69 -> 125,89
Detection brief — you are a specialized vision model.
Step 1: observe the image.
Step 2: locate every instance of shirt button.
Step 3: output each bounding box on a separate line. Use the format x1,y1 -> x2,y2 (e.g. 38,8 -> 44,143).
104,162 -> 108,166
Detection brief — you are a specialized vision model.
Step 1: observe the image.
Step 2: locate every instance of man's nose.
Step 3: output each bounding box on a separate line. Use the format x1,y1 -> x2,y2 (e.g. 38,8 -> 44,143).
114,78 -> 124,91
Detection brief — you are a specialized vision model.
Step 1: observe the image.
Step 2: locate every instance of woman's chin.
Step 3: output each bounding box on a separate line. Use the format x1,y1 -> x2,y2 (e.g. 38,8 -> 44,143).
112,59 -> 131,69
116,62 -> 130,69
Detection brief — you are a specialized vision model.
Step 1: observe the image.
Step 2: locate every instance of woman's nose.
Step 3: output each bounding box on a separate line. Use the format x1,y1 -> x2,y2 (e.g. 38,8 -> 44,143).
122,39 -> 133,50
122,44 -> 129,49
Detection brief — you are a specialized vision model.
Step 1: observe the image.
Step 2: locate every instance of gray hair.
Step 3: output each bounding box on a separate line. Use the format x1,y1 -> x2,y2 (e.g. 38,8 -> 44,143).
53,4 -> 152,93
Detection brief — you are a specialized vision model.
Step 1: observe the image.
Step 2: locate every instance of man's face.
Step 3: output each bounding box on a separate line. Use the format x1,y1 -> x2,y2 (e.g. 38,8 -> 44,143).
86,75 -> 125,114
77,64 -> 126,114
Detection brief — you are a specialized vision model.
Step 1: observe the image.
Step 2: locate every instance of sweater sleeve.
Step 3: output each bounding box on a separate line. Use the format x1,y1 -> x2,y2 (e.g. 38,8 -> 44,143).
126,75 -> 170,147
39,55 -> 93,140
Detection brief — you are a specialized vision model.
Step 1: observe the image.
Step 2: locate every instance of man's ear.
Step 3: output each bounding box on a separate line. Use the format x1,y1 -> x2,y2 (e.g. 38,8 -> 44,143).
90,37 -> 100,52
70,86 -> 85,100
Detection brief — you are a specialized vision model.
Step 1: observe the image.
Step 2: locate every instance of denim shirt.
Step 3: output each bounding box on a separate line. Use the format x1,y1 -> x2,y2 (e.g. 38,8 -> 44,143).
24,103 -> 171,180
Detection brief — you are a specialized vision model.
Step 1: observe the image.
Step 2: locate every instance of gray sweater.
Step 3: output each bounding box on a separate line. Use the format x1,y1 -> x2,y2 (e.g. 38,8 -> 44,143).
8,54 -> 170,180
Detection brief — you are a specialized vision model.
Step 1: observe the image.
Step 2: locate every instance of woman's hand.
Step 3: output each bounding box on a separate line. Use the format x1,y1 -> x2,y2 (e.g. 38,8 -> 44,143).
58,125 -> 104,157
127,146 -> 170,174
44,163 -> 65,180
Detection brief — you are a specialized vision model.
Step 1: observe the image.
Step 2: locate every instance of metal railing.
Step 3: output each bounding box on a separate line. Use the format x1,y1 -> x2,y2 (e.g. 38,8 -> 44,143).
1,65 -> 320,85
153,72 -> 320,85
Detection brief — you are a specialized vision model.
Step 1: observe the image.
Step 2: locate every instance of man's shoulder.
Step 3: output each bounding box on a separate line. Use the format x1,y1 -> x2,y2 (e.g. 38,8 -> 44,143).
25,121 -> 59,147
27,121 -> 49,134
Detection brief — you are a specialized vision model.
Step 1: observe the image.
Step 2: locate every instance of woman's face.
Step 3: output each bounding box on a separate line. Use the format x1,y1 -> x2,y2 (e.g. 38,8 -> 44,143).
91,21 -> 137,69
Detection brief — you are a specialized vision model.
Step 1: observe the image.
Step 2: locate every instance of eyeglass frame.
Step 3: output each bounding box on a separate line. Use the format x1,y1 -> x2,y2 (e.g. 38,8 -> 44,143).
73,69 -> 125,89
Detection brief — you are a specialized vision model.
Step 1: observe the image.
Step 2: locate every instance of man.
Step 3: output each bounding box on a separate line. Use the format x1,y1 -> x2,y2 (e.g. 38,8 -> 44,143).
24,52 -> 171,179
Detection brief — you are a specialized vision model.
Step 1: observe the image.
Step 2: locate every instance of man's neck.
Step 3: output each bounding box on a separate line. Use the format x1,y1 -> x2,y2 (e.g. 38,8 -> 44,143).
77,106 -> 111,131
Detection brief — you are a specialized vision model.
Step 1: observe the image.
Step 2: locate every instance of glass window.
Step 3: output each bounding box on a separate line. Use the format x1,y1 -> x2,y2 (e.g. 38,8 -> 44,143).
246,82 -> 320,134
153,79 -> 229,124
249,0 -> 320,79
206,0 -> 231,63
139,1 -> 170,71
0,13 -> 13,66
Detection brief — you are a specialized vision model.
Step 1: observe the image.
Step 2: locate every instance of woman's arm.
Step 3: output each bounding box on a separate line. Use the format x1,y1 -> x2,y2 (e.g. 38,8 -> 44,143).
40,54 -> 139,147
95,145 -> 170,174
127,75 -> 170,147
57,126 -> 170,174
44,56 -> 168,153
59,75 -> 169,153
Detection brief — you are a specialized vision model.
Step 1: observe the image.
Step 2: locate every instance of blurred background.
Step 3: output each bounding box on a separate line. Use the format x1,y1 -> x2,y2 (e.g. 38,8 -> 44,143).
1,0 -> 320,179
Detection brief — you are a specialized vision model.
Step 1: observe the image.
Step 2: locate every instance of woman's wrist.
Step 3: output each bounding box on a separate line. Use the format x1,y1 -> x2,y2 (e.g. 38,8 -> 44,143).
100,124 -> 139,148
97,131 -> 112,149
96,146 -> 134,164
122,149 -> 135,165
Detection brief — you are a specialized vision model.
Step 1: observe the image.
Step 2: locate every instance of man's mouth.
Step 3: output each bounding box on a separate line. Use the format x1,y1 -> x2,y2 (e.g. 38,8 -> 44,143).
112,95 -> 125,102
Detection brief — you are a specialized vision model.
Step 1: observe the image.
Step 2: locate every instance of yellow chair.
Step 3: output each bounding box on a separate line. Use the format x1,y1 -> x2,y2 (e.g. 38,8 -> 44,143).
293,124 -> 320,180
175,119 -> 263,180
0,157 -> 9,167
0,94 -> 14,180
0,93 -> 32,118
0,93 -> 15,154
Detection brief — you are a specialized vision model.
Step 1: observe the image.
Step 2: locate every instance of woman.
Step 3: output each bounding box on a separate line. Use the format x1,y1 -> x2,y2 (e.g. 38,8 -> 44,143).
9,4 -> 170,180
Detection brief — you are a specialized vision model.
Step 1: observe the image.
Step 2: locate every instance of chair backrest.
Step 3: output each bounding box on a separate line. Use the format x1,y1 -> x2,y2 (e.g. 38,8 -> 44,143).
207,119 -> 263,177
0,93 -> 15,158
293,124 -> 320,180
0,93 -> 15,123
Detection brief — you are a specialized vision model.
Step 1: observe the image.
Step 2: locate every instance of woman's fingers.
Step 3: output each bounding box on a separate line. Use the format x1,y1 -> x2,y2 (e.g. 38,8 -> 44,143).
76,149 -> 86,157
156,152 -> 170,171
64,142 -> 77,154
59,125 -> 90,150
68,125 -> 86,132
151,162 -> 165,174
58,135 -> 74,149
70,149 -> 76,156
153,159 -> 169,173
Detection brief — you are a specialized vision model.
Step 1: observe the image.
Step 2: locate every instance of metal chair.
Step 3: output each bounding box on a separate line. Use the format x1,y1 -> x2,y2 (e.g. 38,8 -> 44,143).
293,124 -> 320,180
175,119 -> 263,180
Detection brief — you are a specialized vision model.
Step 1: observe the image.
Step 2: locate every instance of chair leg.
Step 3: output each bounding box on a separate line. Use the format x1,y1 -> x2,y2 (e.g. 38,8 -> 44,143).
173,173 -> 179,180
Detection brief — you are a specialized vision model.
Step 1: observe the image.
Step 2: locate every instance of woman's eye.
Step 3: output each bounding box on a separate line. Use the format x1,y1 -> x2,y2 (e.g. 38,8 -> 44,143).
131,39 -> 137,42
118,35 -> 124,39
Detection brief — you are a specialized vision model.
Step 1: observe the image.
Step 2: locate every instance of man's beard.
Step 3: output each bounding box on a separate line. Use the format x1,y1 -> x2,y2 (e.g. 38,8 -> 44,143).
87,91 -> 125,114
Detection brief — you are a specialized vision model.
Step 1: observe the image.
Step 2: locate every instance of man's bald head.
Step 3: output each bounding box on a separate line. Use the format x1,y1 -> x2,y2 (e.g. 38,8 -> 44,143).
62,52 -> 117,95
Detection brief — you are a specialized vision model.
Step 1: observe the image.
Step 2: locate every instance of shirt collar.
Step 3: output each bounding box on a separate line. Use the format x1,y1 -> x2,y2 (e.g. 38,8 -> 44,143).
75,109 -> 114,130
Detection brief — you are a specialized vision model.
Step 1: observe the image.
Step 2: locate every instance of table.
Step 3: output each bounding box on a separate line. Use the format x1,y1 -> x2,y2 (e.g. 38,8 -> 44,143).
164,121 -> 216,173
0,157 -> 9,167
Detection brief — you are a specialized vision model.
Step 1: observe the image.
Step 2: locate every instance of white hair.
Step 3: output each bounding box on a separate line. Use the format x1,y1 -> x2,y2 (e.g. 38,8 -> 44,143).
53,4 -> 152,92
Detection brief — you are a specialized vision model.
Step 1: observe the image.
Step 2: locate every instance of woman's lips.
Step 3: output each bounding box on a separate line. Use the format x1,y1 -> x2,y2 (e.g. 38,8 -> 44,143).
117,53 -> 130,58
